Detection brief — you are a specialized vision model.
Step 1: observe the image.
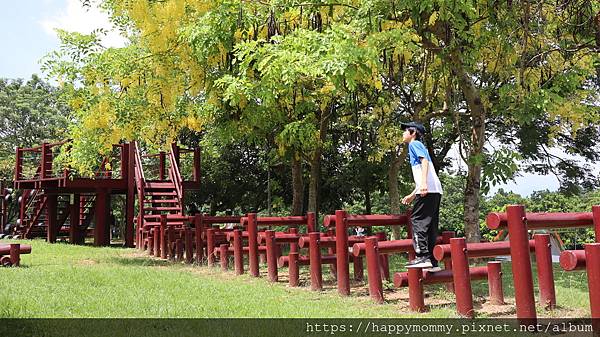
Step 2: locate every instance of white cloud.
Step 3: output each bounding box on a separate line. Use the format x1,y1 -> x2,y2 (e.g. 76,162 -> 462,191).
39,0 -> 127,48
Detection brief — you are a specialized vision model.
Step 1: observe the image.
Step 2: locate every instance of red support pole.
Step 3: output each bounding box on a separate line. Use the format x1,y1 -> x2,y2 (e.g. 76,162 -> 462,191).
365,237 -> 384,304
206,228 -> 215,266
194,215 -> 204,263
593,206 -> 600,243
176,238 -> 183,261
265,230 -> 278,282
506,204 -> 537,323
69,194 -> 80,245
147,230 -> 154,255
47,194 -> 57,244
289,227 -> 299,254
94,189 -> 110,246
309,232 -> 323,291
233,229 -> 244,275
450,238 -> 474,318
442,231 -> 455,293
584,243 -> 600,333
353,256 -> 364,281
247,213 -> 259,277
408,268 -> 425,312
160,215 -> 167,259
534,233 -> 556,309
9,244 -> 20,267
125,144 -> 135,248
335,210 -> 350,296
185,228 -> 193,263
487,261 -> 504,305
219,244 -> 229,271
153,228 -> 160,257
159,152 -> 166,180
288,252 -> 299,287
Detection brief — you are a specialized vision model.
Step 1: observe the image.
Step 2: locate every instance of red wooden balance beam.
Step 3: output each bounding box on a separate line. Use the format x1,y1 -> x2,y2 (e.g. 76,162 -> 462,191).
0,243 -> 31,267
485,205 -> 600,323
323,210 -> 411,296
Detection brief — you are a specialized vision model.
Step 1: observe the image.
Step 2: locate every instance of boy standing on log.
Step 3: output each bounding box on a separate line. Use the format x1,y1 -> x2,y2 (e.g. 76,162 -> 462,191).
400,122 -> 443,270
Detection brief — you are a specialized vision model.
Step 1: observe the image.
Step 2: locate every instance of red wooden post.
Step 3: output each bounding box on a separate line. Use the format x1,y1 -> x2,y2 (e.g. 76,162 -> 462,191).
219,244 -> 229,271
289,227 -> 299,254
450,238 -> 474,318
408,268 -> 425,312
288,252 -> 299,287
247,213 -> 259,277
233,229 -> 244,275
534,233 -> 556,309
46,194 -> 57,244
9,244 -> 20,267
487,261 -> 504,305
125,143 -> 135,248
175,239 -> 183,262
194,215 -> 204,263
309,232 -> 323,291
147,230 -> 154,255
160,215 -> 167,259
584,243 -> 600,333
159,152 -> 166,180
185,227 -> 193,263
15,147 -> 22,181
365,237 -> 384,304
593,206 -> 600,243
153,227 -> 160,257
265,230 -> 278,282
94,189 -> 111,246
442,231 -> 455,293
69,194 -> 80,244
506,205 -> 537,322
335,210 -> 350,296
206,228 -> 215,266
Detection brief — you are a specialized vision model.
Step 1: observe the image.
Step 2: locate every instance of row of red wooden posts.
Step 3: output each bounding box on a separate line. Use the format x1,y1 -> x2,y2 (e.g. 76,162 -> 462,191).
137,204 -> 600,325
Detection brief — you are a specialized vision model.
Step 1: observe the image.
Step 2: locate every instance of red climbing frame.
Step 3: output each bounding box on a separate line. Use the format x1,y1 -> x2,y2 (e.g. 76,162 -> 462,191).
13,141 -> 201,247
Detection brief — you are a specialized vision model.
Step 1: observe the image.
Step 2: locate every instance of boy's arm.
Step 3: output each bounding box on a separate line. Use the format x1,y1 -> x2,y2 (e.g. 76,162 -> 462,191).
420,157 -> 428,196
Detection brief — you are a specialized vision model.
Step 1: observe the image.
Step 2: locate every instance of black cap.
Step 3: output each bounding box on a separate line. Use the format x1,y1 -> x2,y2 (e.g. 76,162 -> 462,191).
400,121 -> 426,135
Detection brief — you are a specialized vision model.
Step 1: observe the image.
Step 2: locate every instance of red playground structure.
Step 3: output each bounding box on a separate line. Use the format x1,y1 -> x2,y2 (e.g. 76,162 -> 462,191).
11,141 -> 200,247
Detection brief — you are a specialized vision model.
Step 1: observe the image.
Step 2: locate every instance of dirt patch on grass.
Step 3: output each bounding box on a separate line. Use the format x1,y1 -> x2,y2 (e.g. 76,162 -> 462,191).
77,259 -> 98,265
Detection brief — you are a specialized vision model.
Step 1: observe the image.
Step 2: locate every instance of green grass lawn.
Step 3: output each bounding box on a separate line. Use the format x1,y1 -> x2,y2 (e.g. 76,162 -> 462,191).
0,239 -> 591,318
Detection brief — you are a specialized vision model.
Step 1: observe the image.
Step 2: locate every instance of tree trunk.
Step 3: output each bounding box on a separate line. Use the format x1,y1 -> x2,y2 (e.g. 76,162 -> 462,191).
388,149 -> 403,239
448,51 -> 486,243
307,108 -> 329,218
291,152 -> 304,216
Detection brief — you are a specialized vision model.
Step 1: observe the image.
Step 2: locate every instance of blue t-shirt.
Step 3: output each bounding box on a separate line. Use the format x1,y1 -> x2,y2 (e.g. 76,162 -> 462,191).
407,140 -> 443,194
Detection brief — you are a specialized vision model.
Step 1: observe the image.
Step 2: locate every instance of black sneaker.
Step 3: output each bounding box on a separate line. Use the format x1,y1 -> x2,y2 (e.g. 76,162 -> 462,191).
406,256 -> 433,269
424,266 -> 442,272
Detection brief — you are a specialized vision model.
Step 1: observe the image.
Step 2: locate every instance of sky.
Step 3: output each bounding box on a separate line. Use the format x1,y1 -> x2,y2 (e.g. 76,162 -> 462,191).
0,1 -> 591,197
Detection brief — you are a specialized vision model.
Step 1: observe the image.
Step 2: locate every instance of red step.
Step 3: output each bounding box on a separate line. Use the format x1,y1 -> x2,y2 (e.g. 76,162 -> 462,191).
146,191 -> 177,196
145,182 -> 175,190
145,207 -> 181,212
144,199 -> 179,204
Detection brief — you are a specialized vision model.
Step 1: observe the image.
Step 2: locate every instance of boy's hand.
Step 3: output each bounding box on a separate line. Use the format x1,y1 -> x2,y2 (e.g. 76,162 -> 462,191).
401,193 -> 415,205
419,186 -> 428,197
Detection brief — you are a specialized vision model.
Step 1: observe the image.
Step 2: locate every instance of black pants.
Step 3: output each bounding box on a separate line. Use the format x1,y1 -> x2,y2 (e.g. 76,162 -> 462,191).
411,193 -> 441,266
